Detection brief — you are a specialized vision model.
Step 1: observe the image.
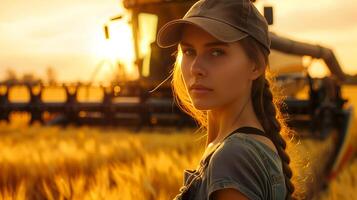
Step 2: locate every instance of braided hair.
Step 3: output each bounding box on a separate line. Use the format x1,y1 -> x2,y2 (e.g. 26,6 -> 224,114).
239,36 -> 296,199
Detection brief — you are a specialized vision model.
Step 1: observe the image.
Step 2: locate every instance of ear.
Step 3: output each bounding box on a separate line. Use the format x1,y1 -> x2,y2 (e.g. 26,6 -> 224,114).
249,63 -> 265,80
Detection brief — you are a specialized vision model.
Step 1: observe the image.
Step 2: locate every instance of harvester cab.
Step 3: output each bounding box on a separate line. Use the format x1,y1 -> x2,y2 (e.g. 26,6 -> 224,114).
104,0 -> 198,89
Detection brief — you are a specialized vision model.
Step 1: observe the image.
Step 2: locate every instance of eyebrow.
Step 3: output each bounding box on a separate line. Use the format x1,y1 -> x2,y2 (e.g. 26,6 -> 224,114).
180,41 -> 229,47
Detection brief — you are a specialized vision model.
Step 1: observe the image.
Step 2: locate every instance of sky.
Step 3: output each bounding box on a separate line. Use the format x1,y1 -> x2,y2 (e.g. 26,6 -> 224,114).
0,0 -> 356,83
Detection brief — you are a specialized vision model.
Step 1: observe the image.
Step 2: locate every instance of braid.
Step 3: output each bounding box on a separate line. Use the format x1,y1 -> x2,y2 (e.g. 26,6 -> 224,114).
239,36 -> 296,199
252,76 -> 295,199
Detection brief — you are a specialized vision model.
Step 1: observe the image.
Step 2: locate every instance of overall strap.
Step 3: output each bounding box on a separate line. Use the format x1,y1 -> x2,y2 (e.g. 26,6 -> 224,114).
222,126 -> 266,141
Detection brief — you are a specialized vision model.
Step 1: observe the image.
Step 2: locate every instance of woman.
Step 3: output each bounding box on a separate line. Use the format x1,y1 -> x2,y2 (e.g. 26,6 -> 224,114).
157,0 -> 296,199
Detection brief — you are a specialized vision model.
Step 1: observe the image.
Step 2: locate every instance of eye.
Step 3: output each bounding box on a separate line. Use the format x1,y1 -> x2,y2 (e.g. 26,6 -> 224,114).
182,48 -> 195,57
210,49 -> 225,57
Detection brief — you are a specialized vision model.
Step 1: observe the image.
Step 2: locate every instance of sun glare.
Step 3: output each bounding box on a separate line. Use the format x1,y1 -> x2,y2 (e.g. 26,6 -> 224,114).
91,17 -> 138,82
303,57 -> 330,78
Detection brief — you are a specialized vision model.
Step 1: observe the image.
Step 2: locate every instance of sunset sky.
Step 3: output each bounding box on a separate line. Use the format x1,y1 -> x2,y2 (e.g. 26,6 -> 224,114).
0,0 -> 356,83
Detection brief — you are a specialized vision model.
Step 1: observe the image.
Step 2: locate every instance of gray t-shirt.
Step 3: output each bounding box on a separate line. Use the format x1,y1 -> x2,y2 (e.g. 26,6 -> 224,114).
173,131 -> 287,200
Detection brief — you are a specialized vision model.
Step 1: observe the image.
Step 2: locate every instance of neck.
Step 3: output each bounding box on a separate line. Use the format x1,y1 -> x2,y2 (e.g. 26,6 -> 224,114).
206,97 -> 263,147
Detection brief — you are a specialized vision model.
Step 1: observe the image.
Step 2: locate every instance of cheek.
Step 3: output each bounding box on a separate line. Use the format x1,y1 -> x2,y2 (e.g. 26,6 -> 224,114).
212,59 -> 251,98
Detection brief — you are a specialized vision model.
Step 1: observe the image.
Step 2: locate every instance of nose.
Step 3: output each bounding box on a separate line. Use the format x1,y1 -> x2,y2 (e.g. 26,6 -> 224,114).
190,56 -> 207,77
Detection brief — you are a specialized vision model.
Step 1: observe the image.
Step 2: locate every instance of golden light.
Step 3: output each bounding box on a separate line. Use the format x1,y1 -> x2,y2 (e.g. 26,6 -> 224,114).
138,13 -> 158,77
91,13 -> 138,81
303,57 -> 330,78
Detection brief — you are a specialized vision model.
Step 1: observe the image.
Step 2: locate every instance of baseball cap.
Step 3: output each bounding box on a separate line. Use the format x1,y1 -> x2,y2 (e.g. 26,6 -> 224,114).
156,0 -> 271,54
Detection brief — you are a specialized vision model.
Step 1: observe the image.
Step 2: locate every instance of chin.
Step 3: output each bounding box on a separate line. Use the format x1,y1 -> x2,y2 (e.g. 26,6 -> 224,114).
192,100 -> 214,110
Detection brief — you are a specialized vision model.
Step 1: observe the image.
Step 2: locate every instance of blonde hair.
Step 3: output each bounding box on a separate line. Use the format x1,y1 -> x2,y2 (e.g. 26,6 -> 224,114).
170,36 -> 304,199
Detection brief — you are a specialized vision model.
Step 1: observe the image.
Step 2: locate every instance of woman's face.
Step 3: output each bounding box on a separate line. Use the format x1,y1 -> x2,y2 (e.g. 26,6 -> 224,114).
179,24 -> 261,110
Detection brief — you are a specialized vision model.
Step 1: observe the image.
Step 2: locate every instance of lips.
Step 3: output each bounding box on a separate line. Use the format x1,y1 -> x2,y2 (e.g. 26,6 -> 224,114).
189,83 -> 213,93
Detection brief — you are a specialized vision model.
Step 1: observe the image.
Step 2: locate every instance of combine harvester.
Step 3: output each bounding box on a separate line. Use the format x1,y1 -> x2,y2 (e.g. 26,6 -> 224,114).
0,0 -> 354,198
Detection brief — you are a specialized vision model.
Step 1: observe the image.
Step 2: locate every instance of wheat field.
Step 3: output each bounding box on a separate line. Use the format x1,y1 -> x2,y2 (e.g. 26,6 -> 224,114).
0,116 -> 209,200
0,86 -> 356,200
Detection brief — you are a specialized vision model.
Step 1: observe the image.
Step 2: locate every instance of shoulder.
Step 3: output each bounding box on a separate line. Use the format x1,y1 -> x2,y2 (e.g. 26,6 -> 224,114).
206,134 -> 282,200
219,133 -> 283,167
209,133 -> 275,168
208,134 -> 270,177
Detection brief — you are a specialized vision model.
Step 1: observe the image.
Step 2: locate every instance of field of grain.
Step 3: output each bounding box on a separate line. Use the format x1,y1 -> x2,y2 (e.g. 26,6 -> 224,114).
0,85 -> 356,200
0,116 -> 209,200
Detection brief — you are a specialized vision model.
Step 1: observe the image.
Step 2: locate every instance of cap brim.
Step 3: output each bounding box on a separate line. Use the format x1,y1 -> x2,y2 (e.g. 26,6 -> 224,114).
157,16 -> 249,48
